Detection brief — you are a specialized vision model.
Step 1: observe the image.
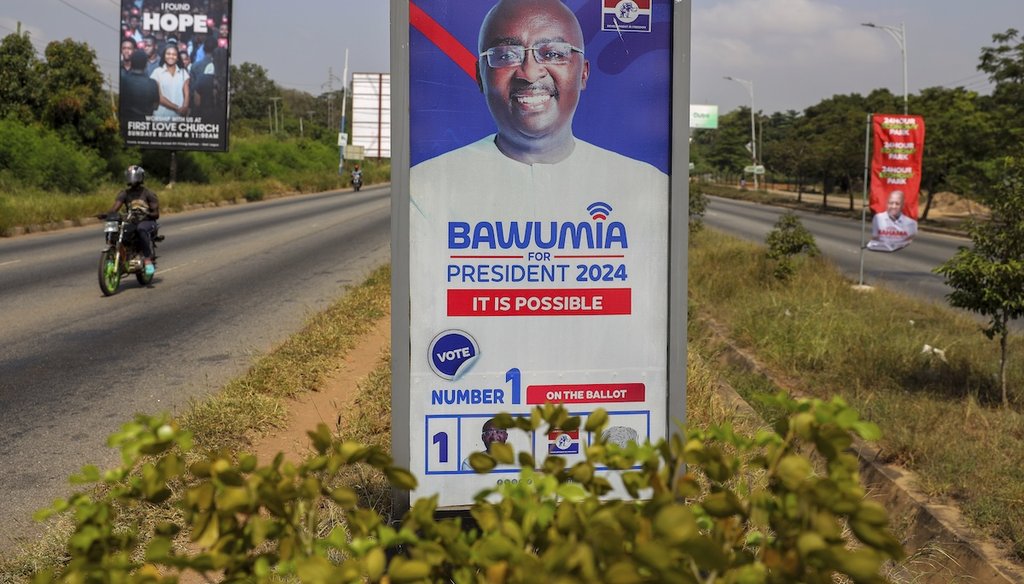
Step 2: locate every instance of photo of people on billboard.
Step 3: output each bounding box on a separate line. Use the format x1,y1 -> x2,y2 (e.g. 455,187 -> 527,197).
119,0 -> 231,151
407,0 -> 673,506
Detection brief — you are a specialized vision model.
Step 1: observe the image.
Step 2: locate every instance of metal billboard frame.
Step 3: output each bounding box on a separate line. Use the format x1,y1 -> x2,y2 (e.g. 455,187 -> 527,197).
390,0 -> 690,518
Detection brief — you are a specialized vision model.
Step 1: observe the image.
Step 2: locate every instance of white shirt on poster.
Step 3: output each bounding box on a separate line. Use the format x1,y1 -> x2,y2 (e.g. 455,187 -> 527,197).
867,212 -> 918,252
150,66 -> 187,118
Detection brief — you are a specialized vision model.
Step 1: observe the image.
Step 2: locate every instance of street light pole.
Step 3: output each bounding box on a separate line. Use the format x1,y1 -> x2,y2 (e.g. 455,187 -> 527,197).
724,76 -> 758,190
862,22 -> 908,114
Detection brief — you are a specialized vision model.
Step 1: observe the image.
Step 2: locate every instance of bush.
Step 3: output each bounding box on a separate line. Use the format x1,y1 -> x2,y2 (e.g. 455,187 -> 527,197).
766,212 -> 819,280
35,397 -> 901,583
0,118 -> 104,192
689,183 -> 709,236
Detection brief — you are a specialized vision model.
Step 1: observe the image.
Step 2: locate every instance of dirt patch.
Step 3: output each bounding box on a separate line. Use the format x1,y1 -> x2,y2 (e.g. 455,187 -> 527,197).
926,191 -> 990,220
250,317 -> 391,465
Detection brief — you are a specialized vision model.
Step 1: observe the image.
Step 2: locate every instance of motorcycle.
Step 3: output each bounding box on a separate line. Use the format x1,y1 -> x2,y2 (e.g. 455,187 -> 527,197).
96,208 -> 163,296
351,170 -> 363,192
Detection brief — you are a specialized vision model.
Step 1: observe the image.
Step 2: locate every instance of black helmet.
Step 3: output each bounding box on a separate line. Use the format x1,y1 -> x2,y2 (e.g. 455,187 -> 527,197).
125,165 -> 145,187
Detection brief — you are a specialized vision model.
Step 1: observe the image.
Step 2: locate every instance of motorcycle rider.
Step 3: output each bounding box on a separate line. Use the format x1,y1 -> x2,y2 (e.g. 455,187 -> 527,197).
106,165 -> 160,278
351,164 -> 362,188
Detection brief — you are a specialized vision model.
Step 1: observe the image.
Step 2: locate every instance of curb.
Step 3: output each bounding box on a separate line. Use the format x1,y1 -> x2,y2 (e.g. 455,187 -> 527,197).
698,315 -> 1024,584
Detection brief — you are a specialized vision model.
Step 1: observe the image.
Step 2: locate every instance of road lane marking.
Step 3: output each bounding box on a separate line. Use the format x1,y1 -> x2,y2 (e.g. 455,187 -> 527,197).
0,260 -> 23,268
175,220 -> 220,232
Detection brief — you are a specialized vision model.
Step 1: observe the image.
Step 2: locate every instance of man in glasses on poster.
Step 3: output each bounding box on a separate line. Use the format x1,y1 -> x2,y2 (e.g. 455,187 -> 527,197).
408,0 -> 670,503
411,0 -> 665,180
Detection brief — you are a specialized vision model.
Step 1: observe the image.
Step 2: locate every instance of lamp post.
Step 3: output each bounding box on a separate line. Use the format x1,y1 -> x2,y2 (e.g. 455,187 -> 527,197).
862,22 -> 908,114
724,76 -> 758,190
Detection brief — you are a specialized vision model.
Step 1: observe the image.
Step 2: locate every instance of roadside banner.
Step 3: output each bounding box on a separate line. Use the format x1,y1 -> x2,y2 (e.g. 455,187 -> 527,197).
404,0 -> 676,508
118,0 -> 231,151
867,114 -> 925,252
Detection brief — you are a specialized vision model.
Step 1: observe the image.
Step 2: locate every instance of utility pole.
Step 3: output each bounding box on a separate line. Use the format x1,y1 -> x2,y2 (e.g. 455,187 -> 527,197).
323,67 -> 343,133
724,76 -> 759,190
270,97 -> 282,133
338,48 -> 349,172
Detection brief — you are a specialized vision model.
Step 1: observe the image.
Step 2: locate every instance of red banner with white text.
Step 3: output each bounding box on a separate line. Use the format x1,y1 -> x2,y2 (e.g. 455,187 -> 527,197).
870,114 -> 925,219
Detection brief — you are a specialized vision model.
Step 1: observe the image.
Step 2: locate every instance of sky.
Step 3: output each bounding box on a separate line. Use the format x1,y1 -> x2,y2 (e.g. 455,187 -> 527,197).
1,0 -> 1017,116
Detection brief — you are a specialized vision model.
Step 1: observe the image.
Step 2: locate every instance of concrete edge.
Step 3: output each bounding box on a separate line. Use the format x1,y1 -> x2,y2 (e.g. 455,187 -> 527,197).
698,315 -> 1024,584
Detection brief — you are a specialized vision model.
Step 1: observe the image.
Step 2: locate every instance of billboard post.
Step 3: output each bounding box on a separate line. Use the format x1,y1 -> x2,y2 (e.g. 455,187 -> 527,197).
393,0 -> 688,515
118,0 -> 232,152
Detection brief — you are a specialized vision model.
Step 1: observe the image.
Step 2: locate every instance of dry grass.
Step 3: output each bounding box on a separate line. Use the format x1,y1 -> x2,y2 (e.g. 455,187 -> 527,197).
690,228 -> 1024,560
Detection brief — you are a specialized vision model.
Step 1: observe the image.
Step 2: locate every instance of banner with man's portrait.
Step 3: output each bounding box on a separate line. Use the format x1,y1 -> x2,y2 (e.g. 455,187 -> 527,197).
867,114 -> 926,252
406,0 -> 673,507
118,0 -> 232,151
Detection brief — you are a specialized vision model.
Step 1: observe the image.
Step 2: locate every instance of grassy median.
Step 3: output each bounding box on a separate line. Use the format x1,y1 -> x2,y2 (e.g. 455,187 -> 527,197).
689,227 -> 1024,560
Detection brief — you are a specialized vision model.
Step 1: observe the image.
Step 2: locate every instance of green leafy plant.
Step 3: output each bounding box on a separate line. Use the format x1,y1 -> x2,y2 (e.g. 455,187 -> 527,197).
34,395 -> 901,583
766,212 -> 819,281
689,184 -> 710,236
935,152 -> 1024,407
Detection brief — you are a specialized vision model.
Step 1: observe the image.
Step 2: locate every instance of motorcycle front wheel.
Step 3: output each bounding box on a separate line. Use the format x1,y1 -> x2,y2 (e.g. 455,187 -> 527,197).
98,249 -> 122,296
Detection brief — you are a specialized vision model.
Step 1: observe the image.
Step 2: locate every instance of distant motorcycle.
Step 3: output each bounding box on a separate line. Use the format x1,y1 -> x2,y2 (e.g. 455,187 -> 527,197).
351,170 -> 363,192
96,208 -> 163,296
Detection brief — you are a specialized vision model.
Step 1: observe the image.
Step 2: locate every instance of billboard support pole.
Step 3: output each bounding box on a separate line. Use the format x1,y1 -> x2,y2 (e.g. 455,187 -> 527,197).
859,113 -> 871,286
668,0 -> 691,440
389,0 -> 412,522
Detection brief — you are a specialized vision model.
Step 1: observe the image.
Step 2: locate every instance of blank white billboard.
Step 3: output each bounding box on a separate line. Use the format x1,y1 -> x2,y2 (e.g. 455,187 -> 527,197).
351,72 -> 391,159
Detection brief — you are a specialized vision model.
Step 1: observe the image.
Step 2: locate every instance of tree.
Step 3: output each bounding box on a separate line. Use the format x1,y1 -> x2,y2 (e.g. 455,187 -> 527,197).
37,38 -> 121,171
934,153 -> 1024,407
978,29 -> 1024,149
229,62 -> 281,122
0,31 -> 42,122
690,107 -> 754,179
800,93 -> 878,210
912,86 -> 998,218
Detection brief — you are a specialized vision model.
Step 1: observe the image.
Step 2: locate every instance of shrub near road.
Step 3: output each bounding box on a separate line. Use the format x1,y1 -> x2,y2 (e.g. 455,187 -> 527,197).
690,228 -> 1024,560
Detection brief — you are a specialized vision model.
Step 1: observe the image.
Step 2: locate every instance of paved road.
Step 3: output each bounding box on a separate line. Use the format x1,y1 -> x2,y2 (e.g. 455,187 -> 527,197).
0,186 -> 391,549
702,195 -> 970,305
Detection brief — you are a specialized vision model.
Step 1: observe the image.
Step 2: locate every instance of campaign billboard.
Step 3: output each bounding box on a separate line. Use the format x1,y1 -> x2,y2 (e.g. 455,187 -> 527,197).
866,114 -> 925,252
118,0 -> 231,151
352,73 -> 391,159
403,0 -> 676,508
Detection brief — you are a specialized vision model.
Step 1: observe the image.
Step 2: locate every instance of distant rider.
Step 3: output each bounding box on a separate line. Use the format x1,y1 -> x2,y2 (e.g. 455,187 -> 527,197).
106,165 -> 160,278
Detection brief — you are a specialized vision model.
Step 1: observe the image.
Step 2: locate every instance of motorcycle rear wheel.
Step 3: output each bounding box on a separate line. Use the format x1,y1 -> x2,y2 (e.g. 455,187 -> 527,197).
98,249 -> 122,296
136,264 -> 154,286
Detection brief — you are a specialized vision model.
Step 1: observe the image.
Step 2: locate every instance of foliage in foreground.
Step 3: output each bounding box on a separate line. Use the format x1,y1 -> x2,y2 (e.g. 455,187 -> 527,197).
35,396 -> 901,583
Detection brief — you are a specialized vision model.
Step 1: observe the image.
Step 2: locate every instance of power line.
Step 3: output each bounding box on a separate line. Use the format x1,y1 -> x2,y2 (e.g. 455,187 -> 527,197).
937,71 -> 988,88
54,0 -> 118,32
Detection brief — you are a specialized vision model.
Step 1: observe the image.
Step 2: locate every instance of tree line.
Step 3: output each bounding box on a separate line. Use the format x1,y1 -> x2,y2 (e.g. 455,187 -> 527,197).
690,28 -> 1024,220
0,30 -> 348,192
